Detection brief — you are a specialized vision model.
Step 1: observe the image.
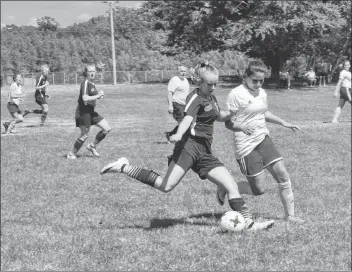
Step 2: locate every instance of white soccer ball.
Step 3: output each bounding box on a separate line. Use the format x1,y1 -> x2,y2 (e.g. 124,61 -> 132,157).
219,211 -> 246,233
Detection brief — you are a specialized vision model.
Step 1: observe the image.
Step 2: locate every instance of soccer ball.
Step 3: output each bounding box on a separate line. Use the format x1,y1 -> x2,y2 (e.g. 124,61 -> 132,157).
219,211 -> 246,233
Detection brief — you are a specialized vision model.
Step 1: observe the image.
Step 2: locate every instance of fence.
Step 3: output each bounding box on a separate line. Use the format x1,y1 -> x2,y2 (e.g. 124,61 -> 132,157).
3,69 -> 243,86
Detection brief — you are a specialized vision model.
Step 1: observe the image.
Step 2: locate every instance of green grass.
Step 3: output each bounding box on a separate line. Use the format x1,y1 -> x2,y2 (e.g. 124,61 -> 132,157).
1,83 -> 351,271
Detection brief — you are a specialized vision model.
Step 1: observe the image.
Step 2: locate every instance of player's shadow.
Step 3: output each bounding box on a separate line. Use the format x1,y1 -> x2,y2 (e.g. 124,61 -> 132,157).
154,141 -> 171,145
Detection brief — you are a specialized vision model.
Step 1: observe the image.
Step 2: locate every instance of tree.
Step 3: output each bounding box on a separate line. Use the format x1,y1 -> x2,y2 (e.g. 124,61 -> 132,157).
37,16 -> 60,32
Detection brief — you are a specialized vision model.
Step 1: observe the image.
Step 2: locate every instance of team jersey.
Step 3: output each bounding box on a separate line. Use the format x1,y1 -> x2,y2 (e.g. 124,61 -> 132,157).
226,84 -> 269,159
305,71 -> 316,80
8,82 -> 23,105
78,79 -> 98,108
184,88 -> 221,142
168,76 -> 190,105
35,74 -> 48,97
339,70 -> 351,88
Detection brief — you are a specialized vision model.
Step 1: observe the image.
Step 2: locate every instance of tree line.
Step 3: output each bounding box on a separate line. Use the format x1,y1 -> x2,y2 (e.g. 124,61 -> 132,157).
1,0 -> 350,79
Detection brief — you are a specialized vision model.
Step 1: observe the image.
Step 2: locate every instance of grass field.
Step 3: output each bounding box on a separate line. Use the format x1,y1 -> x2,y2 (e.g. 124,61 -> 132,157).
1,82 -> 351,271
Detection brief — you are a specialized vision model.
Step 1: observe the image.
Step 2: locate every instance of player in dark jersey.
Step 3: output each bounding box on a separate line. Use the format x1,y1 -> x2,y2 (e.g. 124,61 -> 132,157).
22,64 -> 51,126
66,64 -> 111,159
100,62 -> 275,231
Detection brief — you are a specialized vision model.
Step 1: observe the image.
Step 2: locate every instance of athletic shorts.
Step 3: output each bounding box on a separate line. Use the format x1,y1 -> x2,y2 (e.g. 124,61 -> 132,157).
317,71 -> 328,77
172,102 -> 185,123
35,95 -> 48,105
169,135 -> 224,180
75,104 -> 104,128
340,87 -> 351,102
7,102 -> 22,115
236,135 -> 282,177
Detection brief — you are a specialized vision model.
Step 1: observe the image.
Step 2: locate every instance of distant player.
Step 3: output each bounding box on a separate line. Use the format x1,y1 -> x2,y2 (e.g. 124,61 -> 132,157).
279,68 -> 291,90
3,73 -> 25,134
23,64 -> 51,126
67,63 -> 111,159
315,59 -> 331,88
332,60 -> 351,123
220,59 -> 304,223
165,65 -> 190,141
304,68 -> 317,87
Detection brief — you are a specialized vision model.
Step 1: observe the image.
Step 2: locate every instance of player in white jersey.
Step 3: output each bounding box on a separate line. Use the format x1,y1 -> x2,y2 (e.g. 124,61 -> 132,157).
3,74 -> 25,134
332,60 -> 351,123
218,59 -> 304,223
165,65 -> 190,141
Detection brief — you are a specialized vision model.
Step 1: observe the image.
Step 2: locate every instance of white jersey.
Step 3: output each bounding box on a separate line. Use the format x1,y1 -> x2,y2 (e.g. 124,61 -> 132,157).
226,84 -> 269,159
167,76 -> 190,105
8,82 -> 23,105
340,70 -> 351,88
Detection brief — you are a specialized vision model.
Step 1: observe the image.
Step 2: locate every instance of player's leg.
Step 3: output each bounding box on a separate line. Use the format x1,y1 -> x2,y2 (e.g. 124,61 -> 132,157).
101,151 -> 191,193
266,160 -> 304,223
67,113 -> 91,159
7,111 -> 23,134
40,103 -> 49,126
165,103 -> 184,141
87,116 -> 111,157
332,99 -> 346,123
206,166 -> 274,230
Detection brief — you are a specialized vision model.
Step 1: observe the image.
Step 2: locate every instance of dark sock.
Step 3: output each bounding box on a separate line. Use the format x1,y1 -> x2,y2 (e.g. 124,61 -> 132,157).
73,138 -> 85,153
33,109 -> 43,114
229,198 -> 253,221
170,125 -> 178,135
92,130 -> 108,147
122,165 -> 159,187
41,111 -> 48,124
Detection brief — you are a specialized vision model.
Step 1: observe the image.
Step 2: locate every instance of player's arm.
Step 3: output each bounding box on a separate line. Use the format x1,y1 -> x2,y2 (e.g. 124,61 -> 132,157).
217,110 -> 231,122
82,91 -> 104,102
225,119 -> 255,135
264,111 -> 300,132
167,78 -> 176,113
334,78 -> 343,97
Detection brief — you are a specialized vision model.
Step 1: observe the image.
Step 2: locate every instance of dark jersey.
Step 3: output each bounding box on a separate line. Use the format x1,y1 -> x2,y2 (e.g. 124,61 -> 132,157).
78,79 -> 98,108
184,88 -> 221,141
35,75 -> 48,97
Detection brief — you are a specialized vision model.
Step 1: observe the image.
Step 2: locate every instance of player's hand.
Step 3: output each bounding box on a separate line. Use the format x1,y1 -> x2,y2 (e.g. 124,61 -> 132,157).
283,122 -> 300,132
169,133 -> 182,143
46,94 -> 51,99
240,124 -> 255,135
98,90 -> 104,99
168,106 -> 174,114
333,92 -> 339,98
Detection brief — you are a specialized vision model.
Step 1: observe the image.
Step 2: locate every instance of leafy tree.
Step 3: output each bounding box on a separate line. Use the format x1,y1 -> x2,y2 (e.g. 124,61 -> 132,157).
37,16 -> 60,32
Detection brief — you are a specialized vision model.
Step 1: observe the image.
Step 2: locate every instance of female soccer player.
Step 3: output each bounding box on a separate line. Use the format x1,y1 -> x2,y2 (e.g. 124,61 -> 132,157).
101,62 -> 274,231
220,59 -> 304,223
3,73 -> 25,134
332,60 -> 351,123
23,64 -> 51,126
66,64 -> 111,159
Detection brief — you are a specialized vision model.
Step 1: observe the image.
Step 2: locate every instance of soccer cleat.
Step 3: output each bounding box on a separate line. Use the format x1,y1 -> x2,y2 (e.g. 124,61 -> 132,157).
243,218 -> 275,232
285,216 -> 304,224
100,157 -> 129,175
86,144 -> 100,157
2,122 -> 9,133
67,152 -> 77,160
23,109 -> 33,117
216,187 -> 226,206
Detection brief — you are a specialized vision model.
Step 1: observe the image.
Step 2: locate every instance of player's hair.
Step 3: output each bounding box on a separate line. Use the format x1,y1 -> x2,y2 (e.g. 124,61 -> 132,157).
244,59 -> 267,77
193,61 -> 218,85
41,64 -> 49,72
12,73 -> 21,81
82,63 -> 96,77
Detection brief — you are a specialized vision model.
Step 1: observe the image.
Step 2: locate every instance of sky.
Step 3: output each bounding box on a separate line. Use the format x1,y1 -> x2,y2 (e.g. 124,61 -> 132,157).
1,1 -> 143,28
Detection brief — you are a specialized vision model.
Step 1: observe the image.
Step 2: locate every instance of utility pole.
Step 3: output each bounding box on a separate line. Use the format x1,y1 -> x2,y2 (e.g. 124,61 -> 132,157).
104,1 -> 117,85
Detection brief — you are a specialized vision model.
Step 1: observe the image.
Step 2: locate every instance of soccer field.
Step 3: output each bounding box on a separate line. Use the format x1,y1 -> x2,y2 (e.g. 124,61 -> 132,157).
1,83 -> 351,271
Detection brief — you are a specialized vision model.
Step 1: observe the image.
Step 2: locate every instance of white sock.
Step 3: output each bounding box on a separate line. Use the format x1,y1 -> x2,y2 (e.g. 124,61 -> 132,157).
278,180 -> 294,218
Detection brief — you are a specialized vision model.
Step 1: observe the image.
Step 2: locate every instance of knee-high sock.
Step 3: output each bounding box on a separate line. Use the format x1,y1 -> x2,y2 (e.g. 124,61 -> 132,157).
228,198 -> 253,221
121,164 -> 159,187
7,120 -> 16,133
41,111 -> 48,124
91,130 -> 109,147
169,125 -> 178,135
33,109 -> 43,114
278,180 -> 294,218
72,138 -> 85,154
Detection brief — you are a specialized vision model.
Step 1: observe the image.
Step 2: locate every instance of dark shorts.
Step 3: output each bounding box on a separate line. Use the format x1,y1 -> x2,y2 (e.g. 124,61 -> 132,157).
340,87 -> 352,102
236,135 -> 282,177
317,71 -> 328,77
7,102 -> 22,115
75,104 -> 104,128
170,135 -> 224,180
172,102 -> 185,123
35,95 -> 48,105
